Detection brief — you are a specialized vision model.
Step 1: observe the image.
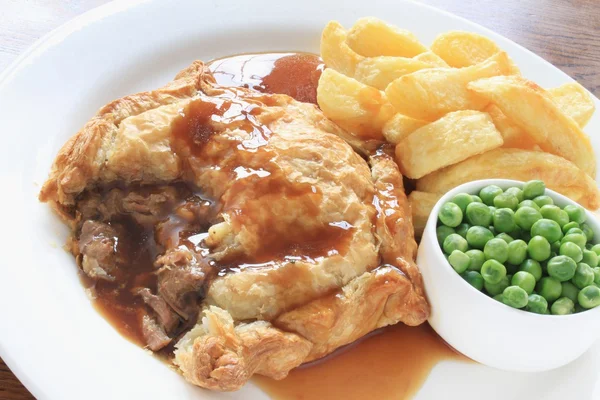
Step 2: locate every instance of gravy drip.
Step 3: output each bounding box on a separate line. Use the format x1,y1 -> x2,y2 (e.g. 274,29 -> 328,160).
208,52 -> 324,104
255,323 -> 465,400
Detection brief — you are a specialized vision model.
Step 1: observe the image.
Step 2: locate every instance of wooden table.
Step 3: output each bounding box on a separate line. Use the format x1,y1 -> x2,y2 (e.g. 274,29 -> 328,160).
0,0 -> 598,398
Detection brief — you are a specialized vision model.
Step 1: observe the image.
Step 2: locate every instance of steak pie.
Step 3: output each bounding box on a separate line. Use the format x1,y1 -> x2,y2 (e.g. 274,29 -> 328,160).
39,59 -> 429,391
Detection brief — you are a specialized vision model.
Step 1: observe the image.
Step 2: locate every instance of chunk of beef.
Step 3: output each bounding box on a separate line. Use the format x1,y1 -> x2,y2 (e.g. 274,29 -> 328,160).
141,313 -> 172,351
156,247 -> 210,321
137,288 -> 180,334
78,220 -> 120,281
120,187 -> 181,226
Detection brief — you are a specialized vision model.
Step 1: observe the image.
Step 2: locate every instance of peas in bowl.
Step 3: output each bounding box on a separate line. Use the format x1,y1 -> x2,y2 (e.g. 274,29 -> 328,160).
417,179 -> 600,372
437,179 -> 600,315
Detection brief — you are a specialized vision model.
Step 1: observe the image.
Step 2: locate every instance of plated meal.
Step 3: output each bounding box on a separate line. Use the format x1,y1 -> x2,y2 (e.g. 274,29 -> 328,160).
37,14 -> 599,398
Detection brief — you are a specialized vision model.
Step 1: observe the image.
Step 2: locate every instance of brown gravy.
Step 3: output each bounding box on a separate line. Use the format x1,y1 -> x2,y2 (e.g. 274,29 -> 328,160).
255,323 -> 465,400
209,52 -> 324,104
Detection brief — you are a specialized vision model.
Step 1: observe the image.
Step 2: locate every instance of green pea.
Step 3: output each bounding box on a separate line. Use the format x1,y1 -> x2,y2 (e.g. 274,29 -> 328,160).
437,225 -> 455,245
592,244 -> 600,256
566,228 -> 584,236
493,192 -> 519,210
451,193 -> 473,213
465,202 -> 492,226
581,224 -> 594,242
489,206 -> 497,214
540,205 -> 570,228
465,249 -> 486,271
531,219 -> 562,243
523,180 -> 546,200
505,187 -> 524,203
582,249 -> 599,267
518,200 -> 540,211
520,259 -> 542,281
551,297 -> 575,315
578,285 -> 600,309
593,267 -> 600,285
528,236 -> 551,261
464,226 -> 492,249
481,259 -> 507,284
533,195 -> 554,208
502,286 -> 529,308
563,204 -> 586,224
560,282 -> 580,303
488,225 -> 496,235
511,271 -> 536,294
439,202 -> 463,227
562,233 -> 587,250
485,276 -> 510,296
521,231 -> 532,243
559,241 -> 583,263
514,206 -> 542,231
572,262 -> 595,289
461,270 -> 484,290
455,223 -> 470,238
506,239 -> 527,265
448,250 -> 470,273
547,255 -> 577,282
443,233 -> 468,254
479,185 -> 503,206
496,233 -> 514,243
536,277 -> 563,303
526,294 -> 548,314
471,195 -> 483,203
493,208 -> 516,233
562,221 -> 580,234
484,238 -> 509,263
493,294 -> 505,302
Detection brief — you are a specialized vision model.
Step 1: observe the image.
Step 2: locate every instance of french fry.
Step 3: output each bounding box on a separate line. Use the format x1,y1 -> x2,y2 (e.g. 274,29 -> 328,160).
395,110 -> 503,179
430,31 -> 520,74
409,191 -> 441,238
321,21 -> 364,76
416,148 -> 600,210
354,56 -> 434,90
382,113 -> 428,144
413,51 -> 449,67
317,68 -> 395,140
346,17 -> 427,57
548,82 -> 595,128
385,51 -> 512,121
484,104 -> 540,150
468,76 -> 596,177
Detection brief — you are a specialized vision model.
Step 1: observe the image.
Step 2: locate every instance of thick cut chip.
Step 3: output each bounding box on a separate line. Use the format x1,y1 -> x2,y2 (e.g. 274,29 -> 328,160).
468,76 -> 596,177
354,56 -> 435,90
346,17 -> 427,57
321,21 -> 364,76
430,31 -> 520,74
414,51 -> 449,67
408,191 -> 441,238
317,68 -> 395,141
484,104 -> 540,150
416,148 -> 600,210
548,82 -> 595,128
395,110 -> 503,179
382,113 -> 428,145
385,51 -> 512,121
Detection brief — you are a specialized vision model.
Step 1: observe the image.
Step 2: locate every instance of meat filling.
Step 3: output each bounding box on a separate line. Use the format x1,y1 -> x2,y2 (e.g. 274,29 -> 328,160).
73,184 -> 216,351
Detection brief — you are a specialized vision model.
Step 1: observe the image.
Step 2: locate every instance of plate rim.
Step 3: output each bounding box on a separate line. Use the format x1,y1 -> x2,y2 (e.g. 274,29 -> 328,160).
1,1 -> 598,399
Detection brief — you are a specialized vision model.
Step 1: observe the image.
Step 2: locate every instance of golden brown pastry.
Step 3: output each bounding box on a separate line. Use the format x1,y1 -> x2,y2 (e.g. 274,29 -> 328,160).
40,60 -> 429,391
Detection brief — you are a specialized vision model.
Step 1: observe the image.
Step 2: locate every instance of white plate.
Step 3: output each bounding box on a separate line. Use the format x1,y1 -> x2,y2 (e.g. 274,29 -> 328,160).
1,0 -> 599,399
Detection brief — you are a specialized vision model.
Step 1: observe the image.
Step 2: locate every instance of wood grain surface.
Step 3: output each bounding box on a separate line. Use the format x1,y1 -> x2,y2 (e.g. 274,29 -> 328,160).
0,0 -> 599,399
